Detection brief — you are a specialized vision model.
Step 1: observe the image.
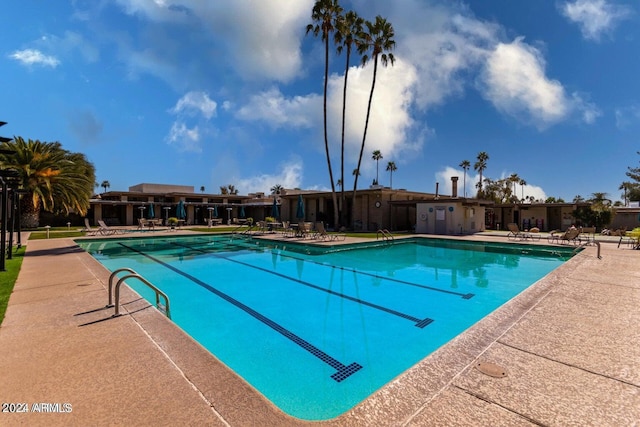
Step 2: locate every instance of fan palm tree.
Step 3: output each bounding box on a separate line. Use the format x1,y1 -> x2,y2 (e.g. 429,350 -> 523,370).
100,180 -> 110,193
335,10 -> 364,225
372,150 -> 383,185
474,151 -> 489,197
519,178 -> 526,202
307,0 -> 343,228
386,161 -> 397,188
459,160 -> 470,197
0,136 -> 95,228
270,184 -> 283,195
352,15 -> 395,219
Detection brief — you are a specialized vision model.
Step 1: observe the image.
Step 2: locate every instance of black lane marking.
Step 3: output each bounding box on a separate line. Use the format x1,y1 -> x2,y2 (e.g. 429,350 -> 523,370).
118,242 -> 362,382
196,237 -> 474,300
171,240 -> 434,328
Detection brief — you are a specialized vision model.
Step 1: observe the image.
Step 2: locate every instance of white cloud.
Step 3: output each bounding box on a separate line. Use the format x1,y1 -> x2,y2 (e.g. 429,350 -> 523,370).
479,37 -> 569,128
9,49 -> 60,68
235,88 -> 319,129
237,157 -> 304,194
166,122 -> 201,152
114,0 -> 312,82
615,105 -> 640,129
560,0 -> 632,41
166,91 -> 217,152
326,57 -> 420,173
171,91 -> 217,119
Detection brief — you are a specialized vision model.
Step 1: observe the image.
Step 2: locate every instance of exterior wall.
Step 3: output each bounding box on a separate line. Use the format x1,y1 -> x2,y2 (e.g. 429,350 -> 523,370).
416,202 -> 485,235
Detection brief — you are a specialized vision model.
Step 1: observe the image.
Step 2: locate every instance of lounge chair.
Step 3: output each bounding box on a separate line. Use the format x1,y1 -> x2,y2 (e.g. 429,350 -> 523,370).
559,228 -> 581,245
314,222 -> 346,241
506,223 -> 529,241
82,218 -> 101,236
98,220 -> 126,235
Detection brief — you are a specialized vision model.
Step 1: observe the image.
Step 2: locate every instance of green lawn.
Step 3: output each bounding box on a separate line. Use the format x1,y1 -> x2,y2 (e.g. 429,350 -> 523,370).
0,247 -> 26,326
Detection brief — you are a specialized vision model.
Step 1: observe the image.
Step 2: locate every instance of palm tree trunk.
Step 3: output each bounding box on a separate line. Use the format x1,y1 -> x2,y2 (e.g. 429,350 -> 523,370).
20,193 -> 40,228
351,55 -> 378,227
323,34 -> 340,229
339,45 -> 352,228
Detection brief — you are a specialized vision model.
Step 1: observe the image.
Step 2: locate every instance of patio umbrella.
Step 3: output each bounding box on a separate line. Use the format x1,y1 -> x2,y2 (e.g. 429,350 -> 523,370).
213,206 -> 218,217
148,203 -> 155,219
271,198 -> 279,219
296,195 -> 304,219
239,206 -> 245,218
177,200 -> 186,219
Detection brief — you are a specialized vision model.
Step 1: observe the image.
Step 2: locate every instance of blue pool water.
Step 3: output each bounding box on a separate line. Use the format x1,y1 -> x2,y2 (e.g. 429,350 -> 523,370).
77,235 -> 572,420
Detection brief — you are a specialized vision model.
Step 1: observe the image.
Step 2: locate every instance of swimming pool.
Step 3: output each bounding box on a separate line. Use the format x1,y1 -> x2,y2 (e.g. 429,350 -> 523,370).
77,235 -> 574,420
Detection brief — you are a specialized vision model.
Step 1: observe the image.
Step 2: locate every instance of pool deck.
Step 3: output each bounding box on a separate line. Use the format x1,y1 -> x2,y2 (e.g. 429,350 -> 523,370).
0,230 -> 638,426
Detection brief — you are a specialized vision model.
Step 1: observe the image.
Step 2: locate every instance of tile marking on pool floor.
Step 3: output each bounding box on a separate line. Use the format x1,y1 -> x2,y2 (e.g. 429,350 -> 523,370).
119,242 -> 363,382
197,237 -> 474,300
171,241 -> 434,329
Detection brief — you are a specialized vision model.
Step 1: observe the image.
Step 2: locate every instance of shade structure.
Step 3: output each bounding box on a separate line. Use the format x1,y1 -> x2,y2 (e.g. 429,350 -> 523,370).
239,206 -> 245,218
296,195 -> 304,219
177,200 -> 186,219
147,203 -> 155,219
271,198 -> 279,219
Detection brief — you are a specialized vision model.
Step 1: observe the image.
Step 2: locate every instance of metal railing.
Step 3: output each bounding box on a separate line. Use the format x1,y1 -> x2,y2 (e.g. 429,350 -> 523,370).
376,229 -> 394,241
107,268 -> 171,318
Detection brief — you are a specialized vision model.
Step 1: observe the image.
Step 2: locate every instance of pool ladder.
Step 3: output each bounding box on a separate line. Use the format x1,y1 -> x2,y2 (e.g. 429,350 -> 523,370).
377,229 -> 394,241
107,268 -> 171,319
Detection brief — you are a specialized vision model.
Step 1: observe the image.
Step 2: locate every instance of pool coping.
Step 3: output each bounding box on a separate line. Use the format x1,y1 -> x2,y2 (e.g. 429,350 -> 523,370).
1,232 -> 638,425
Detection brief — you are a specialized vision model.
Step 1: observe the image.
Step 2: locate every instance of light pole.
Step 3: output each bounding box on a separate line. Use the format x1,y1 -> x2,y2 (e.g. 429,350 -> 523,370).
138,206 -> 145,219
164,206 -> 171,225
226,207 -> 232,225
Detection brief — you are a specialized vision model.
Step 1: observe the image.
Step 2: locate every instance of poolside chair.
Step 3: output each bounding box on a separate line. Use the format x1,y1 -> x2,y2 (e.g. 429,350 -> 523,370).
314,222 -> 331,241
559,228 -> 581,245
580,227 -> 595,245
98,220 -> 126,235
82,218 -> 101,236
506,223 -> 528,241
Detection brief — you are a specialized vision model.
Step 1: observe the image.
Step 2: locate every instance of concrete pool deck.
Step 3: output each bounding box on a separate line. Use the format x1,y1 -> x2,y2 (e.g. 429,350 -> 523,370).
0,231 -> 638,426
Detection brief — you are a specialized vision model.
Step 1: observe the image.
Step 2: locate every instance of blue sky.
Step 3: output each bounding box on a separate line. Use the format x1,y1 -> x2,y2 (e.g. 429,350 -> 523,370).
2,0 -> 639,202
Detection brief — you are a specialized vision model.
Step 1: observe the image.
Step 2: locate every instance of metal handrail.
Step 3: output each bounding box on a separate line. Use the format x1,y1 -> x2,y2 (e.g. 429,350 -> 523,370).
376,229 -> 394,241
108,268 -> 171,318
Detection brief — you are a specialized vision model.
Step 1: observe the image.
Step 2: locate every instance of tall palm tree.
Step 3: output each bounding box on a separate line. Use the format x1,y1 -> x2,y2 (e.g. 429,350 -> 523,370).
100,180 -> 110,193
372,150 -> 383,185
386,161 -> 397,188
459,160 -> 470,197
474,151 -> 489,197
352,15 -> 395,220
335,10 -> 364,226
508,173 -> 519,203
0,136 -> 95,228
307,0 -> 343,228
519,178 -> 527,202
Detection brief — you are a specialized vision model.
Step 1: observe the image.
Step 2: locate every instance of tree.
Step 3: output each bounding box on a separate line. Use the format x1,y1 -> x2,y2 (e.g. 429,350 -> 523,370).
307,0 -> 343,229
270,184 -> 283,195
335,9 -> 364,226
100,180 -> 110,193
624,151 -> 640,202
474,151 -> 489,197
573,195 -> 585,203
200,186 -> 205,193
386,161 -> 397,188
227,184 -> 238,195
519,179 -> 526,202
508,173 -> 519,203
372,150 -> 383,185
0,136 -> 95,228
352,15 -> 395,223
459,160 -> 470,198
220,186 -> 228,195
